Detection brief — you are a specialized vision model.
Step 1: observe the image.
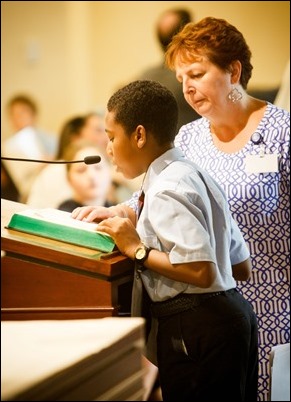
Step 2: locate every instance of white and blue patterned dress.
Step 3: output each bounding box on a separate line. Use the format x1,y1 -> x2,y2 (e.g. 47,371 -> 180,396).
176,102 -> 290,401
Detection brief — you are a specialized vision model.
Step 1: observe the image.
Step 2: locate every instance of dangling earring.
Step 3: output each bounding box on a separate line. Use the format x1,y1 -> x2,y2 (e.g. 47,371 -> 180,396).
228,86 -> 243,103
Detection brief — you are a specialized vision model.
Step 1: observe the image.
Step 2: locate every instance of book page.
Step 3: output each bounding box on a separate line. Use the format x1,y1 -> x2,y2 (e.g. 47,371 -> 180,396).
16,208 -> 109,236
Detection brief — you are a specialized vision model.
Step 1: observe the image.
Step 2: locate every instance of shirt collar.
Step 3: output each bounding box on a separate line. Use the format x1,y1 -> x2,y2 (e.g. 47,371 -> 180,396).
143,147 -> 185,192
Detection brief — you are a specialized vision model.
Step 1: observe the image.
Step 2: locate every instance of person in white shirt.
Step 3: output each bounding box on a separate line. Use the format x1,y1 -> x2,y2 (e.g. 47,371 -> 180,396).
71,80 -> 258,401
2,94 -> 57,202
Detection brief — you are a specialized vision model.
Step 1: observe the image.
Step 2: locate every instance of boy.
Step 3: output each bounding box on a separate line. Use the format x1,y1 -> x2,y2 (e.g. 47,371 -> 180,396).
72,80 -> 258,401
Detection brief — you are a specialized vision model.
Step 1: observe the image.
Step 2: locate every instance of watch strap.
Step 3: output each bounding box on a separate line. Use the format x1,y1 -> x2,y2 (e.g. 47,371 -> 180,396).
135,245 -> 152,272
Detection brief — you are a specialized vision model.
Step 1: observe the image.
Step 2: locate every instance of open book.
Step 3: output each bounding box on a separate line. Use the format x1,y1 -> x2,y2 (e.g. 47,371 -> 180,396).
6,208 -> 115,253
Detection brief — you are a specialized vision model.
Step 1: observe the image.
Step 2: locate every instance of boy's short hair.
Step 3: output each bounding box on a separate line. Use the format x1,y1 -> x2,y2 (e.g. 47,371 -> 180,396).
107,80 -> 178,145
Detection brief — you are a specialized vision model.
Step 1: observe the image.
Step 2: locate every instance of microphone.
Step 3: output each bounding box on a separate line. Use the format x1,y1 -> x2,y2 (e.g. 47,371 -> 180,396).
83,155 -> 102,165
1,155 -> 101,165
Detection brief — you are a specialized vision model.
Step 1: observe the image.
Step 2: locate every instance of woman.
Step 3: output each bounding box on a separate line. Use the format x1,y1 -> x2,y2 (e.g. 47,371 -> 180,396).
58,140 -> 113,212
27,112 -> 130,208
165,17 -> 290,401
26,116 -> 87,208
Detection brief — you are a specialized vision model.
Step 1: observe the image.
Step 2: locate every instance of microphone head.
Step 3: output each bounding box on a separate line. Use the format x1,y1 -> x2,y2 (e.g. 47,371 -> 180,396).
84,155 -> 101,165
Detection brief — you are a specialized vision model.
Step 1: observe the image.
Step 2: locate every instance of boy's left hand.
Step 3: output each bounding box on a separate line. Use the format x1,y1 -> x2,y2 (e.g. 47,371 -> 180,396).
97,217 -> 140,260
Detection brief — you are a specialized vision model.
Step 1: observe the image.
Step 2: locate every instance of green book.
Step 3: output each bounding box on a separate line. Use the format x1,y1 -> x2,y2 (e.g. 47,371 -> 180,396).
6,208 -> 115,253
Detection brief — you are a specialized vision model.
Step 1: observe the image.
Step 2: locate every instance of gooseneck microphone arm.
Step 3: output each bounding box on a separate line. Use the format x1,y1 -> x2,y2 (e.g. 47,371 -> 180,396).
1,155 -> 101,165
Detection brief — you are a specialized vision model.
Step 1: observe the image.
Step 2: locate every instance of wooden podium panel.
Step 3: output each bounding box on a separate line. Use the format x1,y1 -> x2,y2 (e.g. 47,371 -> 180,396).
2,318 -> 146,401
1,199 -> 134,320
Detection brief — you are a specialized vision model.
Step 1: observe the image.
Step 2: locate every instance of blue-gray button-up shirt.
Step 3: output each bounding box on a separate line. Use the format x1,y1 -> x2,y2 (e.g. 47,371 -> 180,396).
136,147 -> 250,302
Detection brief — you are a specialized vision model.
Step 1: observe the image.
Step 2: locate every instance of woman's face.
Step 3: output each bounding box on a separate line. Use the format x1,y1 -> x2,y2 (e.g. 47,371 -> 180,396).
175,55 -> 233,118
80,115 -> 109,152
67,147 -> 111,205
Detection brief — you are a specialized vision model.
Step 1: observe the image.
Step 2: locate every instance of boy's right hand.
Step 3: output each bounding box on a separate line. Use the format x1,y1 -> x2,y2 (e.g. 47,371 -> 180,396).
71,204 -> 135,223
71,206 -> 116,223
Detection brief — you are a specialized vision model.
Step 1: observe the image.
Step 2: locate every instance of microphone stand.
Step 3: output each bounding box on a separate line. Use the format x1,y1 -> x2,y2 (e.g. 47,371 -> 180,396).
1,157 -> 85,164
1,156 -> 101,165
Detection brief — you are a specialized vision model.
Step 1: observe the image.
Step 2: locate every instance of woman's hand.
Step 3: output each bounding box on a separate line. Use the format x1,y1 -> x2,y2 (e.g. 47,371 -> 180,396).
97,216 -> 141,259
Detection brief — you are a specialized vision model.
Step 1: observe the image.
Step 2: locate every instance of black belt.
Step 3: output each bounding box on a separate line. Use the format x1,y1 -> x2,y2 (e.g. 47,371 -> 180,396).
150,289 -> 236,318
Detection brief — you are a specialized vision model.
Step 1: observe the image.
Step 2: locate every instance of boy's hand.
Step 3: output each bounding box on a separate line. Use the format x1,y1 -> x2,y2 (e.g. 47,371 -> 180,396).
71,204 -> 136,224
97,216 -> 140,259
71,206 -> 115,223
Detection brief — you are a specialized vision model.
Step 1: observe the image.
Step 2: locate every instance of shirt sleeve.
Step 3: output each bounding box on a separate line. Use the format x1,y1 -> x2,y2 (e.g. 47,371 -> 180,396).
147,190 -> 217,264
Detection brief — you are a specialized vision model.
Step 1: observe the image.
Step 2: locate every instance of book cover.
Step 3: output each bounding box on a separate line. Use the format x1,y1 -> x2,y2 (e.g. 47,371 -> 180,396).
6,208 -> 115,253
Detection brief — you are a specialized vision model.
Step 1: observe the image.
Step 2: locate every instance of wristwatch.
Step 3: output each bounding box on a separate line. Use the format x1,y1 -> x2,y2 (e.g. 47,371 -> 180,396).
134,243 -> 152,271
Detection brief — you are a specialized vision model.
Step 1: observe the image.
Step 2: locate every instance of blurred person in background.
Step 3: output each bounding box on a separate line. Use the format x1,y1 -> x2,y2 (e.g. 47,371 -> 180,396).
26,115 -> 88,209
137,8 -> 200,129
1,160 -> 20,202
2,94 -> 57,202
57,139 -> 113,212
56,110 -> 109,158
26,111 -> 132,209
6,94 -> 57,156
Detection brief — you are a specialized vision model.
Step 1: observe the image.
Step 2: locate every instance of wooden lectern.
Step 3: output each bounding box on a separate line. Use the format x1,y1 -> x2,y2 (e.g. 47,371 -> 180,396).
1,199 -> 134,320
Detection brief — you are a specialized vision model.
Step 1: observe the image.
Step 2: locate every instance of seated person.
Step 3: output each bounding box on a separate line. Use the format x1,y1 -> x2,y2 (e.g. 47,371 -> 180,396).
137,8 -> 200,129
27,112 -> 138,209
58,139 -> 113,212
1,160 -> 20,202
80,111 -> 110,153
2,94 -> 57,202
26,116 -> 86,209
6,94 -> 57,157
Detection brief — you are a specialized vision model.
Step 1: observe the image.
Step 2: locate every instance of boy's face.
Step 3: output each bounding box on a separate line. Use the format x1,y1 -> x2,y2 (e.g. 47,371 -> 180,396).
105,111 -> 143,180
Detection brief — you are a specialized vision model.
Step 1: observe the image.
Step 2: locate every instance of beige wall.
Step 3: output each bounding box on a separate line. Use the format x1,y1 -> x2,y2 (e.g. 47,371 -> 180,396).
1,1 -> 290,141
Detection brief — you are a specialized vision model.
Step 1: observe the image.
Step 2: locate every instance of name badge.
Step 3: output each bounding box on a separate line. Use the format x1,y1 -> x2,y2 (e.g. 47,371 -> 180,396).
245,154 -> 279,173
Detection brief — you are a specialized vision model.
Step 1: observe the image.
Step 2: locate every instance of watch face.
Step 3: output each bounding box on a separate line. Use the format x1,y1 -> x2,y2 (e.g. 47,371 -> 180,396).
136,247 -> 147,260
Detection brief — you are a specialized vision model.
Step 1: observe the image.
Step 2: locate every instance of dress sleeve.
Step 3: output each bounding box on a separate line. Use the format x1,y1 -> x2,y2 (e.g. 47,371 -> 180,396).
122,190 -> 139,214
